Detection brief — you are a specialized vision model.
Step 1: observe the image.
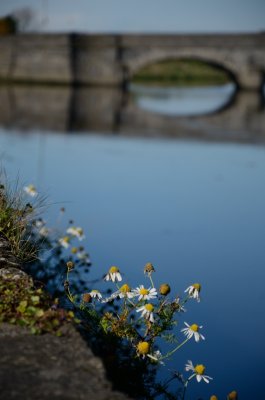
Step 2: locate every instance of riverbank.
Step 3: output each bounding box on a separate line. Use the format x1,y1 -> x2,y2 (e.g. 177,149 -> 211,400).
132,59 -> 230,85
0,244 -> 131,400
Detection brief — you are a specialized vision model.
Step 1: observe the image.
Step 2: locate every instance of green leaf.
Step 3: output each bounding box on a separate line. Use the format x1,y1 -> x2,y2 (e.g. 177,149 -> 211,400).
35,309 -> 44,318
26,306 -> 37,315
31,295 -> 40,305
16,300 -> 28,313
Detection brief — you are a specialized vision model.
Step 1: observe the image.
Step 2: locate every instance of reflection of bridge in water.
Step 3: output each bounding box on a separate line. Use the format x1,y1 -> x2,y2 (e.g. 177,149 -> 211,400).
0,85 -> 264,144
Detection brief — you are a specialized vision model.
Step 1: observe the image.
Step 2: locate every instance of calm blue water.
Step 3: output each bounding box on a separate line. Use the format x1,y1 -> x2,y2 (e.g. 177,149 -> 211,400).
0,84 -> 264,399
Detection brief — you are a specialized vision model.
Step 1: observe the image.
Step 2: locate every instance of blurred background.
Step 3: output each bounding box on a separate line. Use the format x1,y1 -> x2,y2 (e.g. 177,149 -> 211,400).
0,1 -> 265,399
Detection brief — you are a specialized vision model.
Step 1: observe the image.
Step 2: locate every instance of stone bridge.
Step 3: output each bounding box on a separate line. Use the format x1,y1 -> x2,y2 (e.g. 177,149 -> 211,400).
0,33 -> 265,90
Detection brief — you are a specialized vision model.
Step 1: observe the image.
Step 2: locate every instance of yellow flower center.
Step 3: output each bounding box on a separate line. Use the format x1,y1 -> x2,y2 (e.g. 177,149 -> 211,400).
71,247 -> 78,254
120,284 -> 130,293
77,228 -> 83,235
193,283 -> 201,291
63,236 -> 70,243
145,303 -> 154,312
190,324 -> 199,332
137,341 -> 150,355
194,364 -> 205,375
91,290 -> 99,294
139,288 -> 149,296
210,396 -> 218,400
109,266 -> 119,273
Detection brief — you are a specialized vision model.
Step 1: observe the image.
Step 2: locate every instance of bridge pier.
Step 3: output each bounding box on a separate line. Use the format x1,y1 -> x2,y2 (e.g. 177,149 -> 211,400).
237,67 -> 264,91
71,35 -> 123,86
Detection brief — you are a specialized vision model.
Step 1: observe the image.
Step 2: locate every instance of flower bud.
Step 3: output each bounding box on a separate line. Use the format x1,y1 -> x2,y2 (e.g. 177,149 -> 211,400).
227,391 -> 237,400
144,262 -> 155,275
66,261 -> 74,270
159,283 -> 171,296
82,293 -> 92,303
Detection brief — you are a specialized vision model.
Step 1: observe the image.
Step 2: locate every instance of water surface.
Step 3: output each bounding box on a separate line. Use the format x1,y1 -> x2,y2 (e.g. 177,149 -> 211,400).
130,83 -> 235,116
0,84 -> 264,399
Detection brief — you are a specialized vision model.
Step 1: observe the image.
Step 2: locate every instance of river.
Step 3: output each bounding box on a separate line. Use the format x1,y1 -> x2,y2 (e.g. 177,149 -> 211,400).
0,82 -> 264,399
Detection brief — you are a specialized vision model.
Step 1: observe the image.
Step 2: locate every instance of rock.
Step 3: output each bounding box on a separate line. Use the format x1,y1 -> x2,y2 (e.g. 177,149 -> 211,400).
0,266 -> 29,280
0,235 -> 132,400
0,323 -> 131,400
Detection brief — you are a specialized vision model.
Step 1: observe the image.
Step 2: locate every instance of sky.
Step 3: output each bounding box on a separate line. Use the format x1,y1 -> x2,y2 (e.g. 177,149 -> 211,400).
0,0 -> 265,33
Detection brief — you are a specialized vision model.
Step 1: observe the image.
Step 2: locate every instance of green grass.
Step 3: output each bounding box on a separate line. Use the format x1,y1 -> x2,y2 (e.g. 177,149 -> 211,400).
0,176 -> 46,263
132,59 -> 231,86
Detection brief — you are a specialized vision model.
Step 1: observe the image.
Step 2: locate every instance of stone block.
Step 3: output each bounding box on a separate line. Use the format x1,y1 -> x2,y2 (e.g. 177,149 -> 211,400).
11,35 -> 72,83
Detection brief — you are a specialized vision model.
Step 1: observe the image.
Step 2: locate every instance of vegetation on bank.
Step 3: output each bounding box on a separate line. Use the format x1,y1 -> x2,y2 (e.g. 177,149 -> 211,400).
0,180 -> 74,334
132,59 -> 231,86
0,276 -> 74,335
0,177 -> 238,400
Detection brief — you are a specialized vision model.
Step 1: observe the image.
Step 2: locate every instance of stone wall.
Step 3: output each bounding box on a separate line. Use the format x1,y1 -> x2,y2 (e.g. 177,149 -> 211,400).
0,35 -> 72,83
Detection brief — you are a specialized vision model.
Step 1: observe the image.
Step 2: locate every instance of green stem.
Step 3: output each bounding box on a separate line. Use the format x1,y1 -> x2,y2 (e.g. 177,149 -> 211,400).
66,269 -> 75,303
180,294 -> 190,308
161,337 -> 190,360
182,381 -> 188,400
149,274 -> 155,289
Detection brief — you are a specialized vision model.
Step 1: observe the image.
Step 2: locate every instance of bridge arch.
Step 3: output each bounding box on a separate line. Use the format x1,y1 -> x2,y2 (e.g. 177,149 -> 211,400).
123,49 -> 240,88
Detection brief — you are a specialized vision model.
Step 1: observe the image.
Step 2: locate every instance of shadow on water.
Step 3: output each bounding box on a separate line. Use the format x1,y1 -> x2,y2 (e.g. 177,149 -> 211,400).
0,83 -> 265,143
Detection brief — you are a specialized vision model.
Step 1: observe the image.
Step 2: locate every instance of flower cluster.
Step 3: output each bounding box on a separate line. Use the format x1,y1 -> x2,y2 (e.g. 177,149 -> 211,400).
65,261 -> 212,397
20,183 -> 239,399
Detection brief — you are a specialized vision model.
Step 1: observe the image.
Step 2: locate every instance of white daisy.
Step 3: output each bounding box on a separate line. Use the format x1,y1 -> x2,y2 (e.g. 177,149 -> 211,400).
185,360 -> 212,383
136,303 -> 155,323
181,322 -> 205,342
173,297 -> 186,313
89,290 -> 102,300
185,283 -> 201,302
59,236 -> 71,248
34,218 -> 45,228
147,350 -> 165,365
101,284 -> 134,303
77,250 -> 91,264
104,266 -> 122,282
133,285 -> 157,301
24,184 -> 38,197
101,293 -> 118,303
66,226 -> 85,241
39,227 -> 50,237
117,284 -> 135,299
